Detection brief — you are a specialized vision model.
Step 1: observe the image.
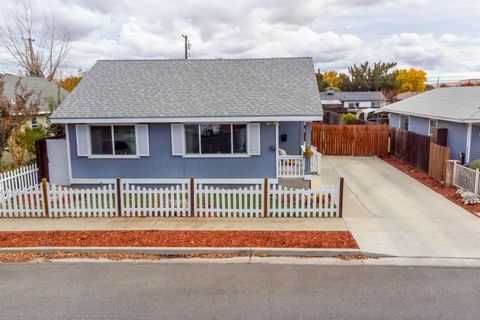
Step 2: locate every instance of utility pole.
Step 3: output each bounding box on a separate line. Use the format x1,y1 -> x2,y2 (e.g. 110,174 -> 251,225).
436,76 -> 440,88
181,34 -> 188,59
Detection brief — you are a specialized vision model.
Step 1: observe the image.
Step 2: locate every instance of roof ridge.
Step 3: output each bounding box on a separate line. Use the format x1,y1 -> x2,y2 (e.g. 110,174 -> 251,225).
96,57 -> 312,62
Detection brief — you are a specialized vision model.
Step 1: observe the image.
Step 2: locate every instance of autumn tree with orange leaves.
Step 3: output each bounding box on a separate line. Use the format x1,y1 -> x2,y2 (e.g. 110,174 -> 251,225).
396,68 -> 427,93
58,71 -> 85,92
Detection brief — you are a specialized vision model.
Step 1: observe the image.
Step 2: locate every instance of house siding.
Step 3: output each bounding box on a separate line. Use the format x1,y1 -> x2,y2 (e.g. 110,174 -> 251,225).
278,121 -> 303,155
389,113 -> 400,128
437,120 -> 467,161
408,116 -> 430,135
470,125 -> 480,163
68,123 -> 277,180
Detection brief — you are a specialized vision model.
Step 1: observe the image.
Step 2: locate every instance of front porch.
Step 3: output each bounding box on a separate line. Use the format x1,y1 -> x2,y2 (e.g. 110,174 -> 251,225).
277,121 -> 320,188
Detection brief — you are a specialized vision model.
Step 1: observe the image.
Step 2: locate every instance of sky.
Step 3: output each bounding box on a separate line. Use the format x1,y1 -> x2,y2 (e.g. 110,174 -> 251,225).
1,0 -> 480,83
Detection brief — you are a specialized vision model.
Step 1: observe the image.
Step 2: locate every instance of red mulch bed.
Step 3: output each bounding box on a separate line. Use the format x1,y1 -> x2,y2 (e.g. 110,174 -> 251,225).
382,156 -> 480,216
0,230 -> 358,248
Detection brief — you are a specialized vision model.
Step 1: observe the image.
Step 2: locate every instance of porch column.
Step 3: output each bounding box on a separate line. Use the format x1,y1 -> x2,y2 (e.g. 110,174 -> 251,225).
304,121 -> 312,179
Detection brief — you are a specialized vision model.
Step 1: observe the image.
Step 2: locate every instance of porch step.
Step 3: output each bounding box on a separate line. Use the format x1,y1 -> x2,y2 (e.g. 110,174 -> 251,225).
278,178 -> 311,190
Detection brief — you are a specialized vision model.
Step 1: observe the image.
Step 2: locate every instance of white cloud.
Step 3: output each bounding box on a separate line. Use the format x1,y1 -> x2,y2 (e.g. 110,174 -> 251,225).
0,0 -> 479,78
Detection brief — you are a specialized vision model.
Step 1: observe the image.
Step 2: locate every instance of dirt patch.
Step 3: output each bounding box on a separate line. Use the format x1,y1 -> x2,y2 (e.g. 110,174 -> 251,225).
382,156 -> 480,216
0,230 -> 358,249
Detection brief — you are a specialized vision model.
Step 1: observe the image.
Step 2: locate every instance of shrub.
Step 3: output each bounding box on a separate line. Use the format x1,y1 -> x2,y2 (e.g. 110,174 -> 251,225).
342,113 -> 357,125
469,159 -> 480,171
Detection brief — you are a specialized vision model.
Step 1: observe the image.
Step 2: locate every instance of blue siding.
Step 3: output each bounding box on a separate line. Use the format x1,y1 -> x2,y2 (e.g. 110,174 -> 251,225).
279,121 -> 303,155
389,113 -> 400,128
409,116 -> 429,135
438,120 -> 467,161
470,125 -> 480,162
68,123 -> 277,180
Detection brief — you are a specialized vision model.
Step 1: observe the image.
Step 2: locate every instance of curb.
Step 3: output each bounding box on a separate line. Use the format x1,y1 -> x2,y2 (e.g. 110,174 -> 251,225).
0,246 -> 363,257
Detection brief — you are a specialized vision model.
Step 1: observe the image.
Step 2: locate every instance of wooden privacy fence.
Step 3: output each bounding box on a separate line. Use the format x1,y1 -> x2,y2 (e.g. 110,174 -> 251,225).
0,178 -> 344,218
390,128 -> 452,181
390,128 -> 431,173
311,124 -> 389,156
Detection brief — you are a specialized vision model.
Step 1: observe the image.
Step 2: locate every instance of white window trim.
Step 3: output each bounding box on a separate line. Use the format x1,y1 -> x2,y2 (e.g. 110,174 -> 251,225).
86,124 -> 144,158
428,119 -> 439,135
183,123 -> 250,158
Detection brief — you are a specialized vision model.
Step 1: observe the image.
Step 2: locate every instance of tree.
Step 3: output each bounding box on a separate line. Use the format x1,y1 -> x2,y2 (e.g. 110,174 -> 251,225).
323,71 -> 342,88
0,74 -> 41,160
315,69 -> 329,92
0,0 -> 71,80
396,68 -> 427,93
339,61 -> 399,99
9,125 -> 49,166
58,71 -> 85,92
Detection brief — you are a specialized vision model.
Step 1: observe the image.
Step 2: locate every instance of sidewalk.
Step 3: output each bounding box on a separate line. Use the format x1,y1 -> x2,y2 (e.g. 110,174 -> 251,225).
0,217 -> 348,232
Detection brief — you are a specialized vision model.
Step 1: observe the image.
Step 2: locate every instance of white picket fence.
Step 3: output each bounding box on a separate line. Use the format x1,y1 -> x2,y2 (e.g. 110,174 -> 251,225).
195,184 -> 263,218
0,164 -> 38,192
0,180 -> 342,218
453,162 -> 479,195
121,183 -> 189,217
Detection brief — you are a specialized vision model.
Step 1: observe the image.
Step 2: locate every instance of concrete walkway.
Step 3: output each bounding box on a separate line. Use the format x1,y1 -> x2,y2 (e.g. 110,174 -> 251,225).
0,217 -> 347,232
313,156 -> 480,258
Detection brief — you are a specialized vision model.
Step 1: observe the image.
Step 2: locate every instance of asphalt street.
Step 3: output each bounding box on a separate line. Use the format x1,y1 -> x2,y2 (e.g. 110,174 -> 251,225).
0,262 -> 479,319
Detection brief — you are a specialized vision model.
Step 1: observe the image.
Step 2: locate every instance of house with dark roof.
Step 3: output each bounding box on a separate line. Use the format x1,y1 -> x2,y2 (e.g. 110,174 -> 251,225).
320,89 -> 387,113
381,87 -> 480,163
50,57 -> 322,186
2,74 -> 68,128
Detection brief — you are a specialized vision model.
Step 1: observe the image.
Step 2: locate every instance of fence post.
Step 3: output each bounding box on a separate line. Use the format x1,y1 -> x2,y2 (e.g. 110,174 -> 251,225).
41,178 -> 49,218
263,177 -> 268,218
338,177 -> 344,218
116,177 -> 122,217
190,177 -> 195,217
475,169 -> 480,195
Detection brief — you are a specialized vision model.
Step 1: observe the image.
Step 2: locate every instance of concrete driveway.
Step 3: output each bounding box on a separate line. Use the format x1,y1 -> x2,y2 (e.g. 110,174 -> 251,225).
313,156 -> 480,258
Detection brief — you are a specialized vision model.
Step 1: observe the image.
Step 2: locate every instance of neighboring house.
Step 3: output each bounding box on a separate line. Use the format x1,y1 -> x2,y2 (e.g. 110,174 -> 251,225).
392,91 -> 418,102
2,74 -> 68,128
320,89 -> 387,113
381,87 -> 480,163
50,58 -> 322,186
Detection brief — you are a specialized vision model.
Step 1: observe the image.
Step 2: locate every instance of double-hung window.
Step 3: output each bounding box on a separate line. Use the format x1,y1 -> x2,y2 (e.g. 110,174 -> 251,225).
184,124 -> 247,155
90,125 -> 137,156
429,119 -> 438,135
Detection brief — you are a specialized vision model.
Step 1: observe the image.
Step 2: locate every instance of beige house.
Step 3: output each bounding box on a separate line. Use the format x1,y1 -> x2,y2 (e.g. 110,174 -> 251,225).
2,74 -> 69,128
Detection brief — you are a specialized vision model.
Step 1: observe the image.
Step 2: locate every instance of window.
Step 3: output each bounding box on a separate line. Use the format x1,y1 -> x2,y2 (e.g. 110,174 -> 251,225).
401,116 -> 409,131
185,124 -> 247,155
429,119 -> 438,135
31,117 -> 38,128
348,102 -> 359,109
90,125 -> 136,156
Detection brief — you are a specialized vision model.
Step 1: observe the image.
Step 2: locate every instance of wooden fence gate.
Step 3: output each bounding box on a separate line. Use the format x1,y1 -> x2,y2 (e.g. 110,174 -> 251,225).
389,128 -> 431,173
428,143 -> 451,182
311,124 -> 389,156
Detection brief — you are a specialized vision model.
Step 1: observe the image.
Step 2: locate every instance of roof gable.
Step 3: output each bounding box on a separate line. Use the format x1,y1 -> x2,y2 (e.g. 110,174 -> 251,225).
52,57 -> 323,121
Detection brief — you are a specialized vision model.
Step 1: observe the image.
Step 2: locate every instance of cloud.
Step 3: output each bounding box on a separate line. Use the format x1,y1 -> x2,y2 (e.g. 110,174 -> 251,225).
0,0 -> 479,77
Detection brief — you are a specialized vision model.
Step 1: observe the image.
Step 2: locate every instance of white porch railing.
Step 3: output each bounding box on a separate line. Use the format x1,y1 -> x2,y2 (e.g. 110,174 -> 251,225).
278,155 -> 305,178
302,145 -> 322,174
453,162 -> 479,195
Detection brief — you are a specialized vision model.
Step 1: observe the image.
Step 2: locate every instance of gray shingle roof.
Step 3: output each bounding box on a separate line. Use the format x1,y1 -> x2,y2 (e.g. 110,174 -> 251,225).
51,57 -> 322,120
380,87 -> 480,123
320,91 -> 386,102
2,74 -> 68,113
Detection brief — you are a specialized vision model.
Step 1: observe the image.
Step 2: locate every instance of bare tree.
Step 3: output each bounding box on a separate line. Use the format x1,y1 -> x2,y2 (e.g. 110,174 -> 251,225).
0,0 -> 71,80
0,74 -> 41,160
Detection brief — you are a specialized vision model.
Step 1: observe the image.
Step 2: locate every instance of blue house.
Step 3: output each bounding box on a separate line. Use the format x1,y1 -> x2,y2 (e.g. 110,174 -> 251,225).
381,87 -> 480,163
50,58 -> 323,186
